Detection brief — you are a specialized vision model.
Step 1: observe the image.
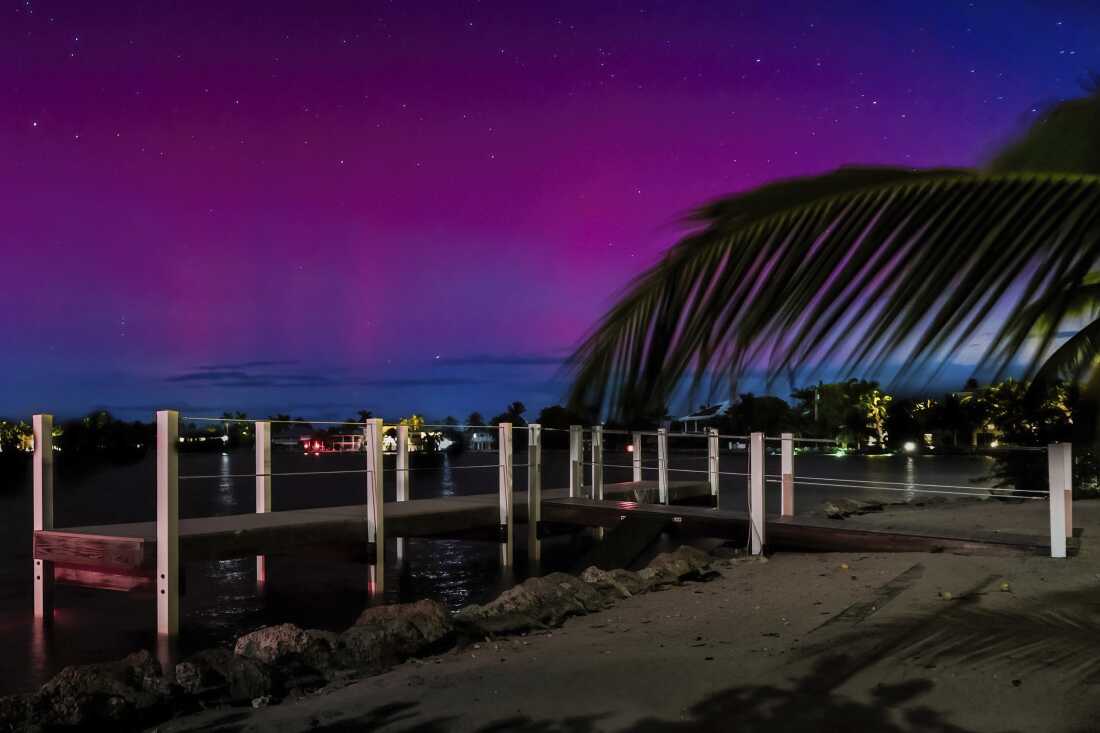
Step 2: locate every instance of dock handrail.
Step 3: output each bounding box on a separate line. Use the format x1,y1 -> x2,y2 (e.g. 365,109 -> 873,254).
29,409 -> 1074,646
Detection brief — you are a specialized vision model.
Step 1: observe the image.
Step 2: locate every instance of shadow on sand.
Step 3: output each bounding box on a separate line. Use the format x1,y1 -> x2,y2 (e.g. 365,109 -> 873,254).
201,654 -> 1014,733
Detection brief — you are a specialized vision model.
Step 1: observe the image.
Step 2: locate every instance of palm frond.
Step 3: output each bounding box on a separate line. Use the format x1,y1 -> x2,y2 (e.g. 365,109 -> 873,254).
828,589 -> 1100,684
567,170 -> 1100,420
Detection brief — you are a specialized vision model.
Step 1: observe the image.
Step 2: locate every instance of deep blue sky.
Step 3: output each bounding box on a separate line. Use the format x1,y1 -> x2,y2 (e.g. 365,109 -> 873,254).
3,1 -> 1099,422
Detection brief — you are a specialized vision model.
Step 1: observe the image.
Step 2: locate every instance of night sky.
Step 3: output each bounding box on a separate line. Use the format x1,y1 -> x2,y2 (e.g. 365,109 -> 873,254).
3,1 -> 1099,422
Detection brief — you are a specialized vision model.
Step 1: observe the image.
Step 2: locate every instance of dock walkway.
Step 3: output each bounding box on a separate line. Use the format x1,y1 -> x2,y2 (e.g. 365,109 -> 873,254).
33,481 -> 712,581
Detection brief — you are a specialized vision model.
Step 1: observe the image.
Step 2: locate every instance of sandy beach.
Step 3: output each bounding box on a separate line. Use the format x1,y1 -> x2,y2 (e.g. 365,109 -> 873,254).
151,497 -> 1098,733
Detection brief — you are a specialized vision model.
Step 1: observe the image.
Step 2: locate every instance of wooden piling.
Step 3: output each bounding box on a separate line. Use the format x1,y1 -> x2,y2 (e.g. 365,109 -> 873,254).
749,431 -> 765,555
1048,442 -> 1069,557
591,425 -> 604,500
707,428 -> 719,497
396,425 -> 409,560
657,428 -> 669,504
632,431 -> 642,482
780,432 -> 794,517
498,422 -> 514,567
32,414 -> 54,620
255,420 -> 271,585
1063,442 -> 1073,540
528,423 -> 542,564
569,425 -> 583,498
156,410 -> 180,637
365,418 -> 385,594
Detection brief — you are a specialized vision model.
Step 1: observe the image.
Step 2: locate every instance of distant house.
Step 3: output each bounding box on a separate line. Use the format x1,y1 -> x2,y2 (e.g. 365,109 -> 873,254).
672,400 -> 731,433
468,429 -> 496,451
271,424 -> 315,449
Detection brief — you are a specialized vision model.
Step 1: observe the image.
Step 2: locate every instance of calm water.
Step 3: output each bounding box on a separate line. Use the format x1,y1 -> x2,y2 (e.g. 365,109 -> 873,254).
0,443 -> 1023,693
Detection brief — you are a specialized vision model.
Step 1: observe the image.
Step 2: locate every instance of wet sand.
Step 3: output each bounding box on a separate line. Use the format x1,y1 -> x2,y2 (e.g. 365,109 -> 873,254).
156,498 -> 1098,733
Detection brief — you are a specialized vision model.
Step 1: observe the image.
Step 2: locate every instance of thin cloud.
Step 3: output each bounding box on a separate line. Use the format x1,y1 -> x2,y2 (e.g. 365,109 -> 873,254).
167,370 -> 334,388
194,360 -> 301,371
437,353 -> 563,367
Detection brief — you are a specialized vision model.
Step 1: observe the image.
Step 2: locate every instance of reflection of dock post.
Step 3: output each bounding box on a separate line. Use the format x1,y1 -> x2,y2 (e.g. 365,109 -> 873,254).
156,410 -> 180,638
591,425 -> 604,500
365,418 -> 385,595
255,421 -> 271,589
707,428 -> 720,497
1048,442 -> 1069,558
749,431 -> 765,555
396,425 -> 409,561
632,431 -> 642,482
528,424 -> 542,565
780,432 -> 794,517
498,422 -> 514,567
657,428 -> 669,505
32,414 -> 54,622
569,425 -> 583,497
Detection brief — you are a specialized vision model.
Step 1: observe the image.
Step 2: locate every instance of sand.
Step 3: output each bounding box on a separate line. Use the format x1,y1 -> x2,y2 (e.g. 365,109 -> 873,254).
155,498 -> 1099,733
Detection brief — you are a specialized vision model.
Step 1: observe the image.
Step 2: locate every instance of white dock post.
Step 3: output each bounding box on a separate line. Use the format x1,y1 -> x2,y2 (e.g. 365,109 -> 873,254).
396,425 -> 409,560
32,414 -> 54,621
498,422 -> 514,567
657,428 -> 669,504
632,431 -> 642,482
156,410 -> 180,637
1048,443 -> 1067,558
707,428 -> 720,497
569,425 -> 583,497
1062,442 -> 1073,540
780,433 -> 794,517
528,424 -> 542,564
364,418 -> 385,594
255,420 -> 271,586
749,431 -> 765,556
591,425 -> 604,500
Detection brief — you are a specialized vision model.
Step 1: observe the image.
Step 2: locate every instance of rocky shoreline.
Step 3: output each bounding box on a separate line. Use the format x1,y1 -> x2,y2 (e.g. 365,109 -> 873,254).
0,545 -> 726,732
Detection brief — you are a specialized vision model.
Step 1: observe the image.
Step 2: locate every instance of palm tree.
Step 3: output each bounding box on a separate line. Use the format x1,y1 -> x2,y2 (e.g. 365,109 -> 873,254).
568,85 -> 1100,424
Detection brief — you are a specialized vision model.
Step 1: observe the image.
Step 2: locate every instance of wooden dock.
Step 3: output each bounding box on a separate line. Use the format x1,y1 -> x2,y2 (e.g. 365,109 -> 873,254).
28,412 -> 1073,641
34,482 -> 714,591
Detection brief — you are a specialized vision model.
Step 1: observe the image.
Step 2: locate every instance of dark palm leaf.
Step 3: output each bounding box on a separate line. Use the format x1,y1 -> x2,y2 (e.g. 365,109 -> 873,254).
568,170 -> 1100,420
828,589 -> 1100,684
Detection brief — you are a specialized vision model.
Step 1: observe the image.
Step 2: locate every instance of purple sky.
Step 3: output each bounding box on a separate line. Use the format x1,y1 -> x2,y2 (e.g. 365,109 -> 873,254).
3,1 -> 1099,421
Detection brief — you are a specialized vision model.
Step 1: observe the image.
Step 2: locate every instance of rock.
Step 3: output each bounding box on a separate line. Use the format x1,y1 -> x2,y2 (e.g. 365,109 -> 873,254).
352,599 -> 452,647
580,566 -> 647,599
235,623 -> 340,671
234,623 -> 342,690
34,650 -> 171,728
251,695 -> 271,709
175,648 -> 275,703
823,498 -> 886,519
454,573 -> 609,635
340,599 -> 453,673
0,693 -> 34,732
709,544 -> 743,560
637,546 -> 718,589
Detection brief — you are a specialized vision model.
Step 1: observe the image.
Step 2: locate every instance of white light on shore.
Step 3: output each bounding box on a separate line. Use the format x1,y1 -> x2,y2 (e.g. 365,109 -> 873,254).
903,441 -> 917,453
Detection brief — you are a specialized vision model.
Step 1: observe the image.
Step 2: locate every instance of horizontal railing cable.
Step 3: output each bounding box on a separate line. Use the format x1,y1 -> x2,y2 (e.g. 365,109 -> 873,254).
768,473 -> 1049,495
180,468 -> 369,480
771,478 -> 1046,500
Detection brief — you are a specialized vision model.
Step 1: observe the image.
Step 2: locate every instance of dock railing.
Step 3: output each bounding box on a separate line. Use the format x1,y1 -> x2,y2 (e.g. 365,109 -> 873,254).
30,411 -> 1073,642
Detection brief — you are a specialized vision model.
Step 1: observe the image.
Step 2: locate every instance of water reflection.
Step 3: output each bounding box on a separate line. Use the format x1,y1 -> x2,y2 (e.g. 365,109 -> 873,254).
216,452 -> 236,512
439,454 -> 455,497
